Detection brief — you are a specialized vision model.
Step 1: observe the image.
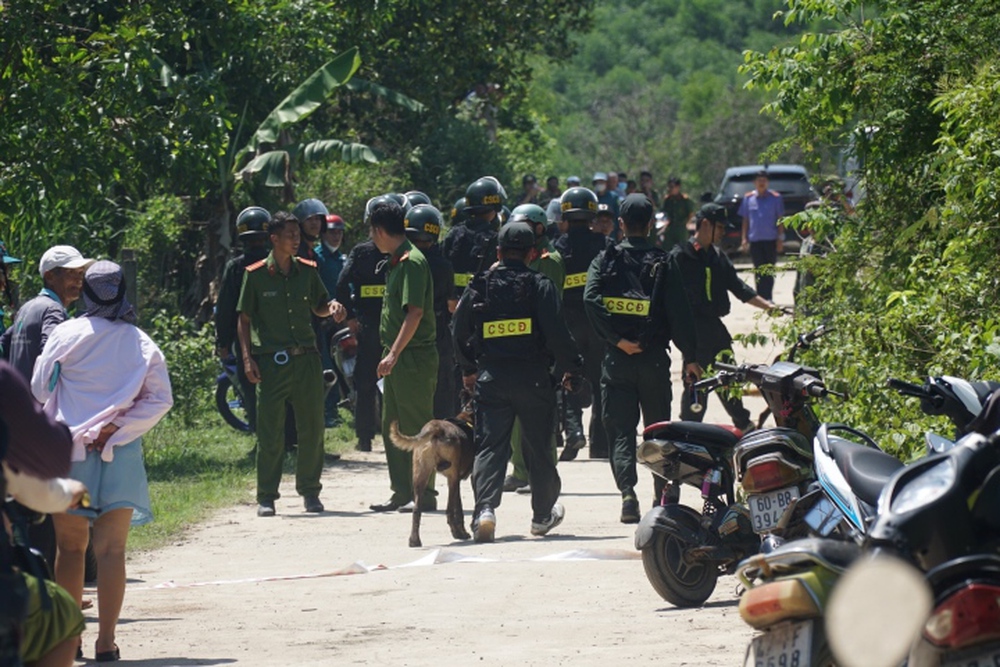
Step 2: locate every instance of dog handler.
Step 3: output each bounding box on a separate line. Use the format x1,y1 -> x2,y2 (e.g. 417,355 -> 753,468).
368,198 -> 439,514
453,222 -> 583,542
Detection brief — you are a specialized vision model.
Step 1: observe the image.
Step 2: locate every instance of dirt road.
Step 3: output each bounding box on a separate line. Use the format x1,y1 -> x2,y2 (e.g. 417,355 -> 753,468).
107,269 -> 795,666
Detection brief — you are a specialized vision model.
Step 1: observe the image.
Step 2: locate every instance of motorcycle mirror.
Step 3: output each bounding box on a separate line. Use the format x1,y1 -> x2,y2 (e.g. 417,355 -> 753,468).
925,432 -> 955,453
826,555 -> 932,667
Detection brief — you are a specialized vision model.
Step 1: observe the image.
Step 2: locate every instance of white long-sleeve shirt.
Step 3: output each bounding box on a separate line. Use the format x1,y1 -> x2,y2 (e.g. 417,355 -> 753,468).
31,316 -> 173,462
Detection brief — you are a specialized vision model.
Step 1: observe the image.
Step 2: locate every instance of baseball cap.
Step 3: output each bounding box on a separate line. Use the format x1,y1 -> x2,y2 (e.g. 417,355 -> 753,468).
596,203 -> 613,218
567,175 -> 581,186
498,222 -> 535,250
592,172 -> 608,183
39,245 -> 95,277
620,193 -> 654,226
696,203 -> 728,225
0,239 -> 21,265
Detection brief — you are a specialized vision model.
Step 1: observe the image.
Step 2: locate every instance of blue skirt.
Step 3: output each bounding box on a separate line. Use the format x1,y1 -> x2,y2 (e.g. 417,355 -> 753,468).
67,438 -> 153,526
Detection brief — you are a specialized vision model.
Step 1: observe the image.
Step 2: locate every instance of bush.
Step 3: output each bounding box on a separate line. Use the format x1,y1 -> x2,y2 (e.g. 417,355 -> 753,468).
123,195 -> 192,313
146,311 -> 216,425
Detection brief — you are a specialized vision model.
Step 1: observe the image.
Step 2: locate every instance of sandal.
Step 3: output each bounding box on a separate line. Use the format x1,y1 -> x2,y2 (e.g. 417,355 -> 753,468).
95,643 -> 120,662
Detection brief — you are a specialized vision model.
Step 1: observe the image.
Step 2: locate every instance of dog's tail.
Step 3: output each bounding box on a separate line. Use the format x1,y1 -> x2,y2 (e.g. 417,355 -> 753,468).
388,420 -> 432,453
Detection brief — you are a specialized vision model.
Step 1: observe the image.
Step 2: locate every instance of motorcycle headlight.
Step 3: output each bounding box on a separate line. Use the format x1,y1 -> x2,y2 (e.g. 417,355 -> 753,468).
890,459 -> 956,515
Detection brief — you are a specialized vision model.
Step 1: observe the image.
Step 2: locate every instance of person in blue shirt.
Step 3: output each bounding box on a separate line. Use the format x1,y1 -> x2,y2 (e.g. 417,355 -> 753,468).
739,170 -> 785,301
0,240 -> 21,336
316,214 -> 348,427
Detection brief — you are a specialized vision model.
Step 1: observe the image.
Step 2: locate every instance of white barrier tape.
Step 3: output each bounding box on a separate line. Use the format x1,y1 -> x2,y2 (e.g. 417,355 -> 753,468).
129,548 -> 640,592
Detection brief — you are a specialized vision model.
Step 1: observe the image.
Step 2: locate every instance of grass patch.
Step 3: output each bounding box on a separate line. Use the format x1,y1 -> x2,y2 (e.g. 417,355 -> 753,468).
129,408 -> 358,553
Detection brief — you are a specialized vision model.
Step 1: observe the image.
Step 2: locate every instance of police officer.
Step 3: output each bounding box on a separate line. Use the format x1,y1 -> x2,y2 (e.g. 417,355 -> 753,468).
553,186 -> 612,460
316,213 -> 347,427
367,198 -> 439,513
335,199 -> 390,452
292,198 -> 329,262
404,204 -> 458,419
502,204 -> 565,493
674,204 -> 779,428
442,177 -> 505,298
237,211 -> 346,517
584,193 -> 703,523
453,222 -> 583,542
215,206 -> 271,432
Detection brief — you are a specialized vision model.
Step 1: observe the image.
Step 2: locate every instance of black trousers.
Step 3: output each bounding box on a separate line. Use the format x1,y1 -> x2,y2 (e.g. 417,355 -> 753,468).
562,306 -> 609,457
354,321 -> 381,440
749,240 -> 778,302
434,332 -> 458,419
681,318 -> 752,428
472,366 -> 560,522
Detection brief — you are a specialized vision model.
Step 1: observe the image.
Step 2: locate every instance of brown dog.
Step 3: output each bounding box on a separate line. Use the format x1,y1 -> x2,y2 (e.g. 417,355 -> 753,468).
389,401 -> 475,548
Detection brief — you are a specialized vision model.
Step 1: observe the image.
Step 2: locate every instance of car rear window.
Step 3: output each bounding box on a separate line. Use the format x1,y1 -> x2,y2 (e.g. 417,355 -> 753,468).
719,172 -> 815,199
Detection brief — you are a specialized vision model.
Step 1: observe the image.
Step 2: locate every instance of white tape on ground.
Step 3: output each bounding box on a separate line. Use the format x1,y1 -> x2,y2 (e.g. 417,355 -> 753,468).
129,548 -> 639,592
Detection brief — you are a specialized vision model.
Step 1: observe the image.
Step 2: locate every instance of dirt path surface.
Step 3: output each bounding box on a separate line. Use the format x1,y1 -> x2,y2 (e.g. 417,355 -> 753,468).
103,269 -> 796,666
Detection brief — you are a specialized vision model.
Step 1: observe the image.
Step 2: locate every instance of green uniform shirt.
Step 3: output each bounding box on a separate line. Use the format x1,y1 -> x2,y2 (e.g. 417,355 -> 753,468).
381,239 -> 436,350
237,252 -> 329,354
660,193 -> 695,248
530,238 -> 565,299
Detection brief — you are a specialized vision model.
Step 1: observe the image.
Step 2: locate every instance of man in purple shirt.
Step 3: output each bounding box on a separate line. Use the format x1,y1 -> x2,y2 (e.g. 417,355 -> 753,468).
739,170 -> 785,301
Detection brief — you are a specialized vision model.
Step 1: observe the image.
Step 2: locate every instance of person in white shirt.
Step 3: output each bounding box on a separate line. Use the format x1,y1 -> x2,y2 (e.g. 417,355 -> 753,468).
32,260 -> 173,663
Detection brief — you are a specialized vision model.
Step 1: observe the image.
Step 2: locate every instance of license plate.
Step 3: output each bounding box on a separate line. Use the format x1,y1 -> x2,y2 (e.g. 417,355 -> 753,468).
748,486 -> 801,534
942,646 -> 1000,667
745,620 -> 813,667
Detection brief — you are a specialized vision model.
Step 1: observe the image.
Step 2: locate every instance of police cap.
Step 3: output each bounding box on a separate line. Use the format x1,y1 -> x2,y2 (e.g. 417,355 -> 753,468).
696,203 -> 728,225
620,193 -> 654,227
498,222 -> 535,250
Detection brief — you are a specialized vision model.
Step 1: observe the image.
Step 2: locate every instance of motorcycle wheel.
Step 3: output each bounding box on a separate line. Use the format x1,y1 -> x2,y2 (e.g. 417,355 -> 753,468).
641,507 -> 719,607
215,376 -> 252,433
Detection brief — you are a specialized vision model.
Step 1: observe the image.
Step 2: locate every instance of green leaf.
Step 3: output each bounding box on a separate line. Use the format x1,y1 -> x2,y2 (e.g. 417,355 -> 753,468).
344,78 -> 426,113
248,47 -> 362,150
242,151 -> 289,188
301,140 -> 380,164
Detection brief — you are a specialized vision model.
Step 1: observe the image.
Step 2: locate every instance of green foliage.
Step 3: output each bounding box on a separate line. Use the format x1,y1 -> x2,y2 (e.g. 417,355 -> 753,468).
146,312 -> 216,425
748,0 -> 1000,458
123,195 -> 190,313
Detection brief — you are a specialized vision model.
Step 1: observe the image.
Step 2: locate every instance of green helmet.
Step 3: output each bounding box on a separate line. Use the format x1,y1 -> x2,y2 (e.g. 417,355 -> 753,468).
509,204 -> 548,227
464,177 -> 507,213
404,204 -> 443,243
560,186 -> 599,221
236,206 -> 271,239
292,198 -> 328,222
450,197 -> 469,226
404,191 -> 432,208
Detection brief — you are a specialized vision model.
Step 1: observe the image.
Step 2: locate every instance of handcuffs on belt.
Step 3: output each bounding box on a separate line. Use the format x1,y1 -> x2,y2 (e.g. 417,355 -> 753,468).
272,346 -> 316,366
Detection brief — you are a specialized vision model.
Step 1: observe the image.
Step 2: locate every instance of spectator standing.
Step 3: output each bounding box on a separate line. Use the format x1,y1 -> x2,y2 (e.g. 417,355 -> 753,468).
739,170 -> 785,301
537,175 -> 562,210
32,261 -> 173,663
514,174 -> 540,207
237,212 -> 345,517
0,240 -> 21,335
660,176 -> 695,251
584,194 -> 701,523
316,214 -> 348,427
367,199 -> 439,513
638,171 -> 660,207
616,172 -> 629,197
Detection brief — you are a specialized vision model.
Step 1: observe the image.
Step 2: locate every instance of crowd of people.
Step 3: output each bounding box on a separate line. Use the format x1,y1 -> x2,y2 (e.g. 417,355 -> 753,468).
0,167 -> 790,664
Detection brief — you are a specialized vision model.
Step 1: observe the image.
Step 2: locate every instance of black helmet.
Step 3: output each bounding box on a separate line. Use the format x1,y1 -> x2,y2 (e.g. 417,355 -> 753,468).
364,194 -> 400,225
404,205 -> 443,243
695,203 -> 728,225
560,187 -> 599,221
464,176 -> 507,213
509,204 -> 548,227
450,197 -> 469,226
292,198 -> 328,222
236,206 -> 271,239
404,191 -> 432,208
384,192 -> 412,214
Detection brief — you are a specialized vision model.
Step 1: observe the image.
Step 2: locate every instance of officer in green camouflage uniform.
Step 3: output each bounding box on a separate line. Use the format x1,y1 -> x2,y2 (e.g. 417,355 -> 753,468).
366,197 -> 440,513
238,212 -> 346,517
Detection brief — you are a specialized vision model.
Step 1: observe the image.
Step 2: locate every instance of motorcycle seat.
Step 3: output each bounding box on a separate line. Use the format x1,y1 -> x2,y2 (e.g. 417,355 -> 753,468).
643,421 -> 742,451
828,438 -> 903,506
762,536 -> 860,572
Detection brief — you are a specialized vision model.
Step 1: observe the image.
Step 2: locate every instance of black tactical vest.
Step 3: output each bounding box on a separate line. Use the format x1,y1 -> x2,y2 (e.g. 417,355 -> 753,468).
555,227 -> 610,309
443,220 -> 499,294
597,243 -> 669,348
467,266 -> 547,365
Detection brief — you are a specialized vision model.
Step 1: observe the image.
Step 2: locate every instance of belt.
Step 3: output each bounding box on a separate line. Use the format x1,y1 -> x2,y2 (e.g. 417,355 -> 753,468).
268,346 -> 317,365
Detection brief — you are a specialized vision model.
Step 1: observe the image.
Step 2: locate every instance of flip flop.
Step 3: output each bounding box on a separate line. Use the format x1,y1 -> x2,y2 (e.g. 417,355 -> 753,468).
95,643 -> 120,662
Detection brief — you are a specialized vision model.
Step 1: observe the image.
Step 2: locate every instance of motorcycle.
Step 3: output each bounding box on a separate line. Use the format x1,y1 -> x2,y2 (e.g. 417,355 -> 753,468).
635,353 -> 840,607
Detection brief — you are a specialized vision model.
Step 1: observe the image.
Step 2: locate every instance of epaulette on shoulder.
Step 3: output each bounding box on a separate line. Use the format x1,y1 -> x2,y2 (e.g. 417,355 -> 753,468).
682,193 -> 689,199
246,259 -> 266,272
744,190 -> 756,197
769,189 -> 781,197
399,251 -> 410,261
297,257 -> 318,268
541,250 -> 550,259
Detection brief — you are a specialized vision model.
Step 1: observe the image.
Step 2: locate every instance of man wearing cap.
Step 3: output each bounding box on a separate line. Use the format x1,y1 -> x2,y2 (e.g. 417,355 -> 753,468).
1,244 -> 94,565
585,194 -> 702,523
592,172 -> 621,237
237,212 -> 346,517
739,170 -> 785,301
316,213 -> 348,427
675,204 -> 779,429
453,222 -> 583,542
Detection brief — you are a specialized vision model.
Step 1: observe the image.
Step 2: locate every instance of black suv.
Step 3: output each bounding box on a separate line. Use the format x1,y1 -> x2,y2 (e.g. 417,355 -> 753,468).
714,164 -> 817,255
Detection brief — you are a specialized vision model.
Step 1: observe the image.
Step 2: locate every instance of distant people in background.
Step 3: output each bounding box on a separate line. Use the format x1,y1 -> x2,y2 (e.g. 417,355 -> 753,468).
0,240 -> 21,335
625,179 -> 638,195
316,214 -> 348,427
566,175 -> 581,188
739,170 -> 785,301
515,174 -> 540,207
591,204 -> 615,238
606,172 -> 624,205
538,175 -> 562,210
593,172 -> 621,237
660,176 -> 695,251
617,172 -> 629,197
638,171 -> 660,207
